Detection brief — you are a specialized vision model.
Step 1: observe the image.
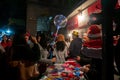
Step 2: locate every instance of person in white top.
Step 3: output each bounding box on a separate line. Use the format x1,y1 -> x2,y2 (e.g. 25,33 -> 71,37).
36,35 -> 49,60
53,34 -> 68,63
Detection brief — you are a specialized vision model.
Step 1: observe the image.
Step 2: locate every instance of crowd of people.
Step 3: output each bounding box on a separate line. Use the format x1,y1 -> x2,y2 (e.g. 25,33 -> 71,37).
0,24 -> 119,80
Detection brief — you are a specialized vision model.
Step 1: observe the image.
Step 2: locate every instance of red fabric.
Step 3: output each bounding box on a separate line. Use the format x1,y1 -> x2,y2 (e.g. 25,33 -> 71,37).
67,15 -> 78,30
25,32 -> 30,37
87,25 -> 100,34
8,41 -> 12,47
83,39 -> 102,48
115,0 -> 120,9
1,42 -> 9,48
1,40 -> 12,48
87,0 -> 101,15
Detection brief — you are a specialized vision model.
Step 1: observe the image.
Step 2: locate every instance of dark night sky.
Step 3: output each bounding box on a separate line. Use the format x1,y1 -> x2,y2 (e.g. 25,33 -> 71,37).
0,0 -> 26,26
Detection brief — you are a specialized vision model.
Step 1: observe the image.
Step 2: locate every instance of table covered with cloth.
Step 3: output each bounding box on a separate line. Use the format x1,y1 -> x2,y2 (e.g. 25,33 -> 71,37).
40,59 -> 87,80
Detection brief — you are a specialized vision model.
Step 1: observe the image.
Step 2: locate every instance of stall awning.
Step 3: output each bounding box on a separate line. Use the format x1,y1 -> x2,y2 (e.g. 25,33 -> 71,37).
67,0 -> 97,19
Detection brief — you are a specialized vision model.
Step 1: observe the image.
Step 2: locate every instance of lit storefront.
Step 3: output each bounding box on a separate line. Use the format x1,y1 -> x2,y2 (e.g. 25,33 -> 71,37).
66,0 -> 102,40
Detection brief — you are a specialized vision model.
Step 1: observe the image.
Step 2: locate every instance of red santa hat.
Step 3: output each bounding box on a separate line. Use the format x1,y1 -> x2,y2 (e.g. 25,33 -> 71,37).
25,32 -> 31,37
87,25 -> 101,39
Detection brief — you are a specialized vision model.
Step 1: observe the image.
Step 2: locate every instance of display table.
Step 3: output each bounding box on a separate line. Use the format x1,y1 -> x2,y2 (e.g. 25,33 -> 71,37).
40,59 -> 87,80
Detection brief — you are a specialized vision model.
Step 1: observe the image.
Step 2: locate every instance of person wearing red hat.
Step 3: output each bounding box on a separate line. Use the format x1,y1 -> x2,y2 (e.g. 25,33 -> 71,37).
87,25 -> 102,52
81,25 -> 102,80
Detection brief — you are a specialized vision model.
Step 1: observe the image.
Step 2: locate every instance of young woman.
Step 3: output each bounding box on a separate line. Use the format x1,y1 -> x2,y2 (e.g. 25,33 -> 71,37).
53,34 -> 68,63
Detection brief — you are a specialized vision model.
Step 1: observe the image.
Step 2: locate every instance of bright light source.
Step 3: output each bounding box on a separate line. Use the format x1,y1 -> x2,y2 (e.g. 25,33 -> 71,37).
49,16 -> 53,20
6,29 -> 11,33
78,14 -> 85,21
68,33 -> 72,37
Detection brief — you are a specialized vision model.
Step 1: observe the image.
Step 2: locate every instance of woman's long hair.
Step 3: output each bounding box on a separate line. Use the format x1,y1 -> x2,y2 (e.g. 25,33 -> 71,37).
39,33 -> 48,49
56,41 -> 66,51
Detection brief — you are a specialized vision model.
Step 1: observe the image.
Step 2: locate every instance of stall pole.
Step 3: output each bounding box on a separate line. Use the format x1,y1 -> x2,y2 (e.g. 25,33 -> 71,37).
101,0 -> 118,80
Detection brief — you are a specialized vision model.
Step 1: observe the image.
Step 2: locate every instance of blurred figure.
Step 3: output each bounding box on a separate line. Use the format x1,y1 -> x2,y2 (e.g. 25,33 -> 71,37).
82,33 -> 89,42
69,31 -> 83,58
81,25 -> 102,80
39,33 -> 49,60
30,35 -> 40,62
0,43 -> 6,80
1,35 -> 8,48
0,44 -> 5,54
24,34 -> 34,48
113,20 -> 120,75
53,34 -> 68,63
1,35 -> 12,50
65,37 -> 70,49
82,25 -> 102,59
6,33 -> 40,80
36,35 -> 42,57
115,36 -> 120,75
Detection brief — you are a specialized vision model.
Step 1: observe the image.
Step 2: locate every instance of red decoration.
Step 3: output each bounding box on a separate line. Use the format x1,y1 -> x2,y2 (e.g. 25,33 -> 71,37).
67,15 -> 78,30
87,0 -> 101,15
68,73 -> 74,78
64,78 -> 71,80
115,0 -> 120,9
61,72 -> 67,77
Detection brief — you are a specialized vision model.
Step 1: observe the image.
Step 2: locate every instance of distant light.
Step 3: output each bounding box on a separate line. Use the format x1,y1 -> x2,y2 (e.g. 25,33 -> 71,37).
49,16 -> 53,20
68,33 -> 72,37
6,29 -> 11,34
78,14 -> 85,21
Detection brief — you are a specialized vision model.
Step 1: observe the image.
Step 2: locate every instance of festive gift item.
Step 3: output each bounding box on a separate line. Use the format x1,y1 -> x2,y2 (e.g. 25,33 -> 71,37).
40,59 -> 86,80
61,72 -> 68,77
55,78 -> 63,80
68,72 -> 74,78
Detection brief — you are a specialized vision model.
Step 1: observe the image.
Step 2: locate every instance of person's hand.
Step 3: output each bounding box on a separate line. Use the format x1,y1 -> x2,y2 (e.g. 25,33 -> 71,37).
51,57 -> 56,62
31,36 -> 38,44
85,64 -> 90,68
76,56 -> 81,61
81,64 -> 90,73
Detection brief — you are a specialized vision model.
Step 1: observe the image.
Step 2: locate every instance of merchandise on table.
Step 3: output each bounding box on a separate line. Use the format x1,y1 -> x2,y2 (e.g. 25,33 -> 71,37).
40,60 -> 87,80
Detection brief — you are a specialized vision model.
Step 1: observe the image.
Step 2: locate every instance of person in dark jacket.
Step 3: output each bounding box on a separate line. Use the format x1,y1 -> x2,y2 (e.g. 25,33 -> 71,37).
69,31 -> 83,58
114,36 -> 120,75
6,33 -> 40,80
113,19 -> 120,75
